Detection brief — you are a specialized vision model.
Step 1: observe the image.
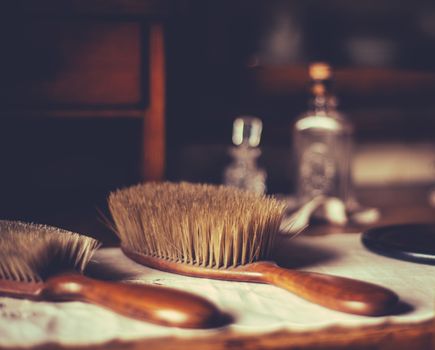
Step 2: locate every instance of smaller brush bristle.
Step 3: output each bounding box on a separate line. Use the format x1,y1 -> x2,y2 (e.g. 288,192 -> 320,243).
108,182 -> 286,269
0,221 -> 101,282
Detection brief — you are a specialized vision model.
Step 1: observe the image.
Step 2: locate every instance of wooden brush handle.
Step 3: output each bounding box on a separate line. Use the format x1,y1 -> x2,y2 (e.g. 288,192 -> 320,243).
42,274 -> 223,328
246,263 -> 398,316
122,250 -> 399,316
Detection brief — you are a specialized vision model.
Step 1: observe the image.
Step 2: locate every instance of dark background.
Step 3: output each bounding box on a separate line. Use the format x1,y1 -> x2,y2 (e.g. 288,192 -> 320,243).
1,0 -> 435,240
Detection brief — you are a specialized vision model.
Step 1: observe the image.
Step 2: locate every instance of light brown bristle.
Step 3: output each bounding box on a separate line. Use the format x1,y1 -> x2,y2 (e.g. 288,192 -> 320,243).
108,182 -> 286,269
0,221 -> 101,283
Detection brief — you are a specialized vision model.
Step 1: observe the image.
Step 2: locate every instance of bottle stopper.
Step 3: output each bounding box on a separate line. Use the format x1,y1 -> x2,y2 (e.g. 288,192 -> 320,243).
309,62 -> 332,81
232,116 -> 263,147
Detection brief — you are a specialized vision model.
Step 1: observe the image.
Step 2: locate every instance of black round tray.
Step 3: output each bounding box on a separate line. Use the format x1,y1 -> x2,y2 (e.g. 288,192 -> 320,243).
362,223 -> 435,265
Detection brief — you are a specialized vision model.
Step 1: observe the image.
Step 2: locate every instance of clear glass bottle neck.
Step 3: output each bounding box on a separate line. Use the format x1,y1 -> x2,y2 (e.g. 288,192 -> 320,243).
312,96 -> 329,114
230,146 -> 261,167
309,79 -> 337,116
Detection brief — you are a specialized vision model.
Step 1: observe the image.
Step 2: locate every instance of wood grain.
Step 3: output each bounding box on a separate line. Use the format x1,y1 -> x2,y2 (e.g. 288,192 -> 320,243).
142,22 -> 166,180
0,5 -> 167,182
2,320 -> 433,350
251,65 -> 435,98
123,249 -> 399,316
1,20 -> 142,106
17,0 -> 171,17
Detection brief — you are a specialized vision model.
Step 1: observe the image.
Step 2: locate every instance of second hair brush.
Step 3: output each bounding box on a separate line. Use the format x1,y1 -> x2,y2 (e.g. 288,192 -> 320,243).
0,220 -> 223,328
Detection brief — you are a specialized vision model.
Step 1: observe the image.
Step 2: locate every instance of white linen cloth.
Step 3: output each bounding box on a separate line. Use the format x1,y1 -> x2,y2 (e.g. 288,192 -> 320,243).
0,233 -> 434,347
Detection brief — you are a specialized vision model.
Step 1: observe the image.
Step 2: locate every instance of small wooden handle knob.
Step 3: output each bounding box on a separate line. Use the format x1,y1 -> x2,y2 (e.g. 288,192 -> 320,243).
250,263 -> 398,316
43,274 -> 223,328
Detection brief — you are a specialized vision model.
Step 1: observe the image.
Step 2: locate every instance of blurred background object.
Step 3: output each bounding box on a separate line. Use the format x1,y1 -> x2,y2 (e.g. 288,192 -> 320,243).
292,63 -> 355,208
165,0 -> 435,193
1,0 -> 435,240
223,116 -> 266,194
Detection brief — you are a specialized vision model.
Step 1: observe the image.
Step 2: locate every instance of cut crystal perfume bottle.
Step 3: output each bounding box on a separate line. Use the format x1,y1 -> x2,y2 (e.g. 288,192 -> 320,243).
224,116 -> 266,195
293,63 -> 356,208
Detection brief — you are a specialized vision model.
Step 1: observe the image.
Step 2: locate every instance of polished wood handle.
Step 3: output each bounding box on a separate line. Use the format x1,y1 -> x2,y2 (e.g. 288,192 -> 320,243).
42,274 -> 223,328
248,263 -> 398,316
122,249 -> 399,316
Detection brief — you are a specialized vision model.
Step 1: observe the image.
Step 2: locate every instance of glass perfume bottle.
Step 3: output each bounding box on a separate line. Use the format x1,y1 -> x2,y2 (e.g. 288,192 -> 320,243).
223,116 -> 266,195
293,63 -> 356,208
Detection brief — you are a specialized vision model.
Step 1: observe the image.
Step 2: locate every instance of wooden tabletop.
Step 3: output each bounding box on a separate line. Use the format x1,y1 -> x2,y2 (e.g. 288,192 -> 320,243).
4,320 -> 434,350
2,185 -> 435,350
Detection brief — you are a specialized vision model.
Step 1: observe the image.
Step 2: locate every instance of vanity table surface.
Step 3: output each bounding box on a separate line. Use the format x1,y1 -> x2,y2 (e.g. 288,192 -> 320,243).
1,186 -> 434,350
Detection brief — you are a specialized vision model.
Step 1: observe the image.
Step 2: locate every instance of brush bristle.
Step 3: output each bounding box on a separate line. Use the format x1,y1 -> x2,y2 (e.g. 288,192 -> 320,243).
108,182 -> 286,268
0,221 -> 101,282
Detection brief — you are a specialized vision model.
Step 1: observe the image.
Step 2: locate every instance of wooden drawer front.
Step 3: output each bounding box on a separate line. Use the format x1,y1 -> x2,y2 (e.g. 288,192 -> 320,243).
1,19 -> 143,107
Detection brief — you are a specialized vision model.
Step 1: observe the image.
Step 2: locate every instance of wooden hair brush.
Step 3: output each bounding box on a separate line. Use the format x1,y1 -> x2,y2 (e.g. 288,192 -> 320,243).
109,182 -> 399,316
0,220 -> 223,328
